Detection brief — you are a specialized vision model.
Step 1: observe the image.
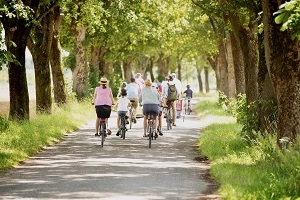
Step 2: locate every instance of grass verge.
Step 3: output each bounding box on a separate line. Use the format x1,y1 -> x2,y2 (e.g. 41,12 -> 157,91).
0,100 -> 94,171
197,100 -> 300,199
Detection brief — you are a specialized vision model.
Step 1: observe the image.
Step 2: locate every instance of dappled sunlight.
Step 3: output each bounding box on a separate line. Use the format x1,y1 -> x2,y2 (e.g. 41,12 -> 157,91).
0,102 -> 222,199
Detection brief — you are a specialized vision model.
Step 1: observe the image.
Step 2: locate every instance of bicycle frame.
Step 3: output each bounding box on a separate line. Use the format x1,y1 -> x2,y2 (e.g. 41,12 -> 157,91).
99,118 -> 106,147
146,112 -> 156,148
119,114 -> 127,139
165,101 -> 173,130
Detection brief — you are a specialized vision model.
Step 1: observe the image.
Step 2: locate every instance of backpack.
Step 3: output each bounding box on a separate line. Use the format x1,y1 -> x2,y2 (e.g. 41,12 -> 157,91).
167,83 -> 177,101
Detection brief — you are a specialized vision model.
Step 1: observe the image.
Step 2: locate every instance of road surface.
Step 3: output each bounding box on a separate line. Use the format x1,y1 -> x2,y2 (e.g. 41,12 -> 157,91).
0,98 -> 220,200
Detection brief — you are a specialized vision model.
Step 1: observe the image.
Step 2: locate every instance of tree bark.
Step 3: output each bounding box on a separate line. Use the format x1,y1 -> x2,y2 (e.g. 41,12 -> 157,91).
4,27 -> 30,120
50,5 -> 67,106
262,0 -> 300,146
204,67 -> 210,93
229,12 -> 258,104
226,33 -> 236,98
230,31 -> 245,95
218,36 -> 229,98
72,27 -> 88,100
122,59 -> 133,82
196,67 -> 203,93
27,9 -> 53,114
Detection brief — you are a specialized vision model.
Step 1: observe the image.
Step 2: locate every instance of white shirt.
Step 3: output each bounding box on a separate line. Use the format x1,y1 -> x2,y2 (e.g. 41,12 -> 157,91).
117,97 -> 130,111
126,82 -> 140,98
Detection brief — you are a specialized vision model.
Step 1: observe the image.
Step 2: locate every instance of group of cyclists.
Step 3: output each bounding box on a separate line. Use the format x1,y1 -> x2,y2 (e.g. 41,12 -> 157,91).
92,73 -> 193,138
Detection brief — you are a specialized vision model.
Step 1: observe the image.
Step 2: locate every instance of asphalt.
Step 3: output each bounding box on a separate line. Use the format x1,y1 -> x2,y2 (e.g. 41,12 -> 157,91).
0,98 -> 222,200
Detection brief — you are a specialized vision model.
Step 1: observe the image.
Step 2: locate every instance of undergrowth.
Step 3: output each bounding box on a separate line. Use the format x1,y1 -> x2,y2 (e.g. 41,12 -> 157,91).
0,100 -> 94,171
197,100 -> 300,199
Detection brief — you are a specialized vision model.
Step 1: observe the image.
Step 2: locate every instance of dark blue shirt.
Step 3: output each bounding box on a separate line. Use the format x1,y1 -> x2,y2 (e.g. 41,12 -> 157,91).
184,89 -> 193,98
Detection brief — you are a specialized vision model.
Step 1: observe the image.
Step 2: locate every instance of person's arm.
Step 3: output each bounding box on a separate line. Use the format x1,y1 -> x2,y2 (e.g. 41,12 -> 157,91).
109,91 -> 115,105
92,88 -> 97,105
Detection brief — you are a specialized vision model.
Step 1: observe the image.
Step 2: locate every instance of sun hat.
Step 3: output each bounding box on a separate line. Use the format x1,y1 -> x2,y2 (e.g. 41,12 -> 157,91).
99,77 -> 108,84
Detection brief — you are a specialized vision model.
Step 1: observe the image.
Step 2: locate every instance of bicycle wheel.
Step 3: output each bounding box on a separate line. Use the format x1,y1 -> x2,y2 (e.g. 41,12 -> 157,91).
148,125 -> 152,148
129,108 -> 133,129
166,108 -> 171,130
100,122 -> 105,147
187,102 -> 191,115
121,116 -> 126,139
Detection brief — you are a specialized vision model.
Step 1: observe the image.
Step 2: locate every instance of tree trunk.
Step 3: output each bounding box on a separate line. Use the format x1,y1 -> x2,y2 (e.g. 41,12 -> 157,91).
72,27 -> 88,100
204,67 -> 210,93
229,12 -> 258,104
196,67 -> 203,93
207,55 -> 219,91
218,37 -> 229,98
99,45 -> 106,78
230,31 -> 245,95
226,33 -> 236,98
4,28 -> 30,120
262,0 -> 300,146
27,9 -> 53,114
122,59 -> 133,82
50,5 -> 67,106
1,1 -> 40,120
257,30 -> 276,133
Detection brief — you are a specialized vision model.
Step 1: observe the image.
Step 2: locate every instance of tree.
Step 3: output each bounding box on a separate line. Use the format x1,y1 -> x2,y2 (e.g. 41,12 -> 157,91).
262,0 -> 300,147
0,0 -> 41,120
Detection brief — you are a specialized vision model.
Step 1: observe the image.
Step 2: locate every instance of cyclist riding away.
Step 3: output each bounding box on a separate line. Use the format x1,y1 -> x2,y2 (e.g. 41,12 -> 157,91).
183,85 -> 193,112
139,79 -> 162,138
115,89 -> 131,136
92,77 -> 115,137
126,77 -> 140,123
162,75 -> 178,126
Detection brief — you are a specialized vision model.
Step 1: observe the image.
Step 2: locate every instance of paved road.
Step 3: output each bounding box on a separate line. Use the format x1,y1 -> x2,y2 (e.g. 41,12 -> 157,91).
0,98 -> 219,200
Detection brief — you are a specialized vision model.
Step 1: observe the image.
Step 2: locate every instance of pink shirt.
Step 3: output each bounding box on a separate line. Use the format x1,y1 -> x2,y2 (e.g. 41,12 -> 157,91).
94,86 -> 113,106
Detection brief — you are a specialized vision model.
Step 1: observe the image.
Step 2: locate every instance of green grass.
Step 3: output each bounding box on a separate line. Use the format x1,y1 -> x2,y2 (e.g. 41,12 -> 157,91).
196,100 -> 300,200
0,100 -> 94,171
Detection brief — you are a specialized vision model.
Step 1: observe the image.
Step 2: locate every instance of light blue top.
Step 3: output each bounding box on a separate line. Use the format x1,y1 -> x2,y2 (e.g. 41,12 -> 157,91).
139,87 -> 161,105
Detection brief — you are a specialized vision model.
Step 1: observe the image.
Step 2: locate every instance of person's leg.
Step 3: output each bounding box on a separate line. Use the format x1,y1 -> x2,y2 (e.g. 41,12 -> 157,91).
95,117 -> 100,134
171,101 -> 176,125
143,116 -> 147,136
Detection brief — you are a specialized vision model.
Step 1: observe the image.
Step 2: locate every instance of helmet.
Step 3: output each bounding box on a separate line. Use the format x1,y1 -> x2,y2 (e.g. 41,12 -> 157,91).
171,72 -> 176,78
121,89 -> 127,96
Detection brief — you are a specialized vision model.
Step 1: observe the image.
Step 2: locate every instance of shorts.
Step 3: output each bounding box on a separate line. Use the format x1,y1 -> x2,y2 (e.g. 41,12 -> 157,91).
95,105 -> 111,119
142,104 -> 159,116
117,111 -> 127,116
128,98 -> 138,109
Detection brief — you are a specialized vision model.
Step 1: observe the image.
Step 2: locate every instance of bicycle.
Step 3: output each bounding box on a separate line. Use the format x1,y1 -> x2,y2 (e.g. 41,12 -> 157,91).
119,114 -> 127,139
97,118 -> 107,147
185,97 -> 191,115
165,101 -> 173,130
128,100 -> 135,129
146,112 -> 157,148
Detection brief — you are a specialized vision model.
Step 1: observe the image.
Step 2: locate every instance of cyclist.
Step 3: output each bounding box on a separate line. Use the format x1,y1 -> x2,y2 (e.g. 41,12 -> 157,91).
92,77 -> 115,136
115,89 -> 131,136
162,75 -> 177,126
139,79 -> 162,138
135,72 -> 145,91
171,72 -> 183,119
183,85 -> 193,112
117,82 -> 127,98
152,82 -> 163,136
126,77 -> 140,123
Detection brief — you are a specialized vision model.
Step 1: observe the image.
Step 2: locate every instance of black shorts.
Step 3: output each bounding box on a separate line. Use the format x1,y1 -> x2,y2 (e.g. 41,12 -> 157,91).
95,105 -> 112,119
142,104 -> 159,116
